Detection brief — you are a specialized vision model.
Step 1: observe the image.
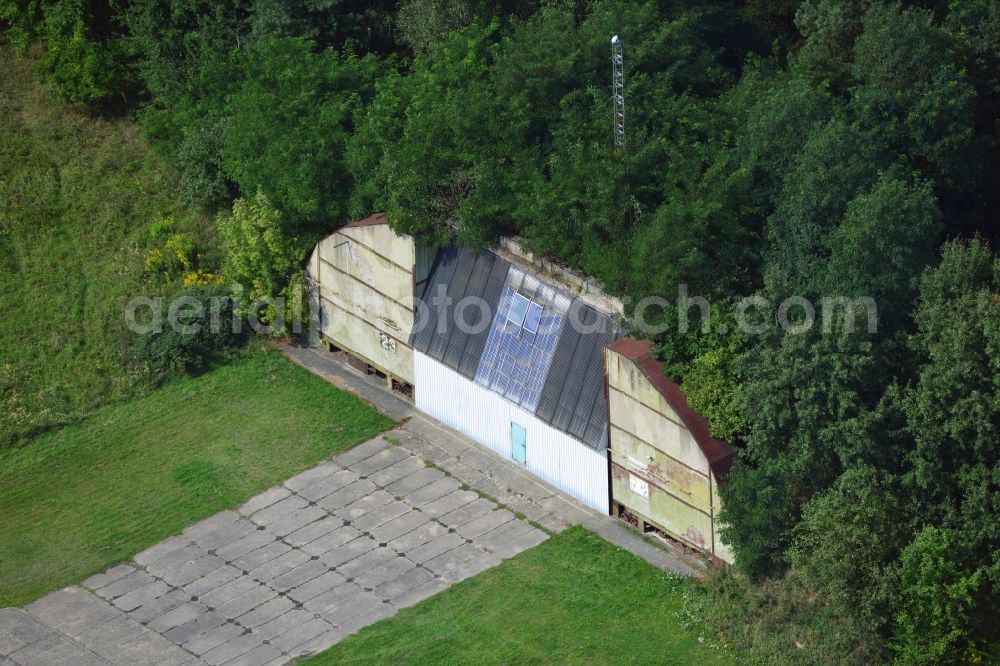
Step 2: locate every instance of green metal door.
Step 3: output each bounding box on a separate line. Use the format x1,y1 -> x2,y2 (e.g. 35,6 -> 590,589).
511,422 -> 526,464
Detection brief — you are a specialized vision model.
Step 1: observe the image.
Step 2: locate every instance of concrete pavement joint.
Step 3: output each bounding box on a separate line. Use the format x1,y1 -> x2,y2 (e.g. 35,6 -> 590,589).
2,342 -> 697,666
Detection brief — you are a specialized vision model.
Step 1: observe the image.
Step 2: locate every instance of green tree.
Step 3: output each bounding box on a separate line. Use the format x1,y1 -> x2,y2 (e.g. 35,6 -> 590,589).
681,345 -> 747,442
250,0 -> 345,46
721,149 -> 942,582
793,0 -> 871,88
174,117 -> 233,208
720,317 -> 897,578
787,466 -> 907,627
893,526 -> 991,663
395,0 -> 476,53
850,2 -> 978,182
223,35 -> 382,233
822,172 -> 942,334
717,462 -> 796,578
217,190 -> 306,310
905,238 -> 999,503
892,238 -> 1000,660
351,0 -> 756,299
762,117 -> 886,298
394,0 -> 544,53
741,0 -> 801,44
1,0 -> 47,48
347,18 -> 520,247
723,75 -> 834,236
500,1 -> 740,290
2,0 -> 132,104
250,0 -> 399,53
126,0 -> 249,200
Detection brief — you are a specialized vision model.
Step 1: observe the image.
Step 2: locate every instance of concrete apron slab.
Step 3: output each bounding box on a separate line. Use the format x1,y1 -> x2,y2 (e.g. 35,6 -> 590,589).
281,342 -> 705,577
2,434 -> 548,666
2,341 -> 700,666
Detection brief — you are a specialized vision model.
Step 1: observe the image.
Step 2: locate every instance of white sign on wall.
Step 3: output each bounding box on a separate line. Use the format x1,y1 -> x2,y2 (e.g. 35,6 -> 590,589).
379,332 -> 397,353
629,474 -> 649,499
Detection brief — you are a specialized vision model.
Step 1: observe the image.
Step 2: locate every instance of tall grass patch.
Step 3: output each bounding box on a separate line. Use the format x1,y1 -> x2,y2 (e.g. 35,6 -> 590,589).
0,49 -> 214,447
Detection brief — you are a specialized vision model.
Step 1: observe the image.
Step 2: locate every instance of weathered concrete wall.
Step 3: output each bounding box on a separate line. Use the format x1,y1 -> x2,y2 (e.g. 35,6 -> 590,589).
607,389 -> 709,476
306,222 -> 417,384
606,347 -> 733,563
711,474 -> 735,563
609,426 -> 712,511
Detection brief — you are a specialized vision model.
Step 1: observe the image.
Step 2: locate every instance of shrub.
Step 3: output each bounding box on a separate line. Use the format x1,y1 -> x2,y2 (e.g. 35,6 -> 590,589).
682,346 -> 747,442
217,190 -> 306,331
175,116 -> 233,208
8,0 -> 134,105
38,7 -> 130,104
786,467 -> 905,628
143,215 -> 222,287
130,284 -> 243,380
1,0 -> 46,51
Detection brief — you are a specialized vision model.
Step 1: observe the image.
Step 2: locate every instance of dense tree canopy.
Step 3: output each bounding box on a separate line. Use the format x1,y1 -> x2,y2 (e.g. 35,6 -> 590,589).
5,0 -> 1000,661
223,35 -> 381,232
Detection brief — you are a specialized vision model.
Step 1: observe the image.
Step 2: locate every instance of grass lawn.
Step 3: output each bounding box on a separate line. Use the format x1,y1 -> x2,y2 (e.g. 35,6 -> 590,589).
305,526 -> 731,666
0,349 -> 393,606
0,47 -> 216,446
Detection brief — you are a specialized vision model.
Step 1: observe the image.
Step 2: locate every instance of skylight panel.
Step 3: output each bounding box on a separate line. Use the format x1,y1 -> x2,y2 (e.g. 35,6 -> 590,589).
523,301 -> 543,334
508,292 -> 530,326
476,284 -> 565,412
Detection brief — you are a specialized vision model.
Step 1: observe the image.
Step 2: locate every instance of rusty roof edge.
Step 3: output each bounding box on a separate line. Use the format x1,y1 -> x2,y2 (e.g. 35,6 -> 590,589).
342,212 -> 388,229
607,338 -> 737,480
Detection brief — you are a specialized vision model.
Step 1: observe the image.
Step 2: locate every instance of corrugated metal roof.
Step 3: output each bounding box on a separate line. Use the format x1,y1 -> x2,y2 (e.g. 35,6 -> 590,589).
410,245 -> 618,452
411,246 -> 505,380
535,300 -> 617,450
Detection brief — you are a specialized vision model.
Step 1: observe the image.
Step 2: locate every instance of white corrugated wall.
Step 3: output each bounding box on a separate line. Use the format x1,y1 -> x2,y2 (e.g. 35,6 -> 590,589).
414,352 -> 609,513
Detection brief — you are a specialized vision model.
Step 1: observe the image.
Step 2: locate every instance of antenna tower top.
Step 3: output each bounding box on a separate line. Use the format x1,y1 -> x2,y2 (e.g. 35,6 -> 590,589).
611,35 -> 625,152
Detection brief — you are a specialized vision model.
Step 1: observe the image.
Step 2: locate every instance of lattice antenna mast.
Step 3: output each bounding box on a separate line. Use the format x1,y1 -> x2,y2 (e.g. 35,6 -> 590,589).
611,35 -> 626,153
